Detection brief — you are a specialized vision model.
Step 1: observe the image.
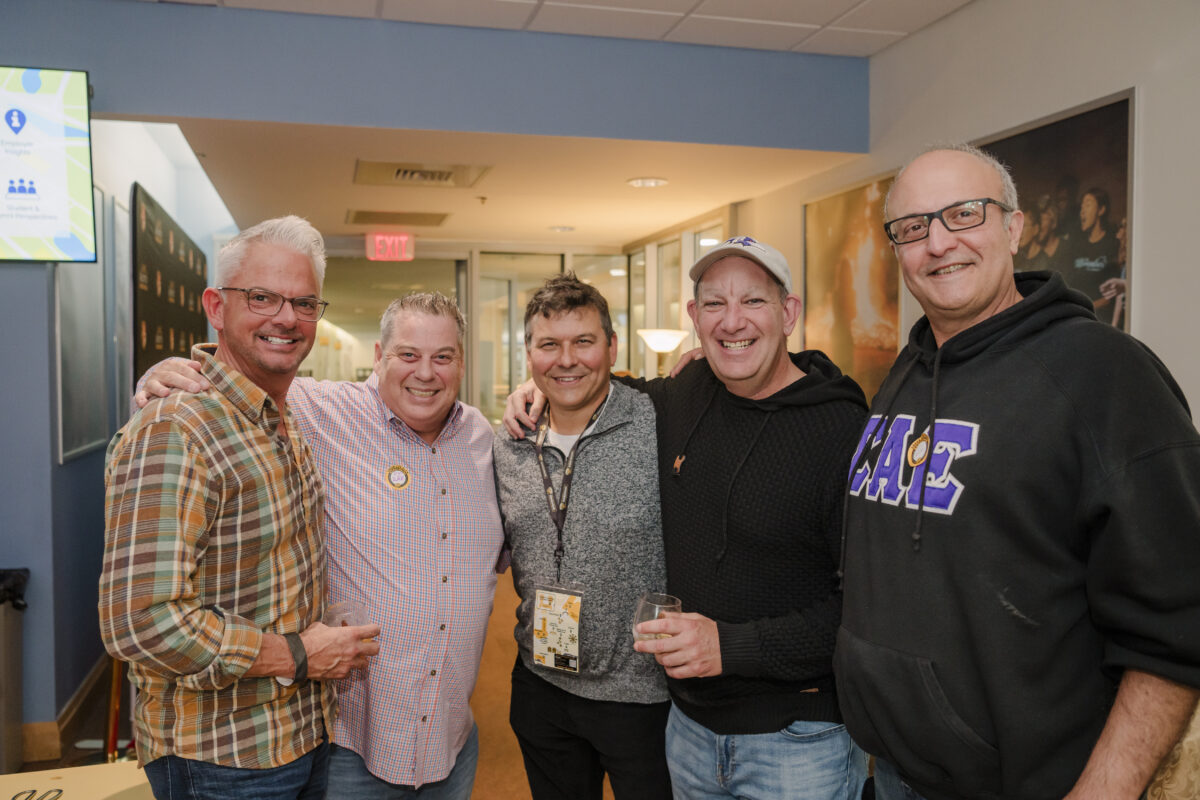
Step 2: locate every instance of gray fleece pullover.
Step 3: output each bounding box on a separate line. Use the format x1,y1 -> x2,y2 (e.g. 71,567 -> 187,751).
493,380 -> 668,704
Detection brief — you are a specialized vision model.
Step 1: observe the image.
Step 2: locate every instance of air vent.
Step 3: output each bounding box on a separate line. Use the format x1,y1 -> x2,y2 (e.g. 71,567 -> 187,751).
354,160 -> 490,188
345,210 -> 448,227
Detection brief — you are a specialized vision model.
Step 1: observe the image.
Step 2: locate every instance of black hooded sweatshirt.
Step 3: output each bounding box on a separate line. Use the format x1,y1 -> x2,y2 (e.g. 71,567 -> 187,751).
836,271 -> 1200,800
626,350 -> 868,734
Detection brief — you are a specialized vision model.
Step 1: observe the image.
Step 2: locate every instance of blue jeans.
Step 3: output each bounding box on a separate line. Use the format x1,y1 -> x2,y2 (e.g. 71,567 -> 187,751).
872,757 -> 929,800
143,739 -> 330,800
325,724 -> 478,800
665,704 -> 867,800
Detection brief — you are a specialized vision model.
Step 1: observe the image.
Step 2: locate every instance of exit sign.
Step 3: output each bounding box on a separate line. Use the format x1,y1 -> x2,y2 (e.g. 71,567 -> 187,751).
366,233 -> 414,261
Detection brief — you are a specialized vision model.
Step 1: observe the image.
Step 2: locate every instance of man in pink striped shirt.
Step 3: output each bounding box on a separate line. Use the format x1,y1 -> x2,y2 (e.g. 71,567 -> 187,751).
138,292 -> 504,798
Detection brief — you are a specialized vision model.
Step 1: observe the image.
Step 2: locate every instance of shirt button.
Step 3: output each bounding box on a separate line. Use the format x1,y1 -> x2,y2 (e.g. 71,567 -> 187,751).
442,575 -> 448,583
439,624 -> 446,631
430,669 -> 437,676
431,446 -> 437,454
421,715 -> 427,722
441,532 -> 447,539
441,488 -> 447,495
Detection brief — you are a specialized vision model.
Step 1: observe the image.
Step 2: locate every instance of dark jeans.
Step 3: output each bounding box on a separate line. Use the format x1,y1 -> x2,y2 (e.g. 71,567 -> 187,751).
143,739 -> 330,800
509,657 -> 672,800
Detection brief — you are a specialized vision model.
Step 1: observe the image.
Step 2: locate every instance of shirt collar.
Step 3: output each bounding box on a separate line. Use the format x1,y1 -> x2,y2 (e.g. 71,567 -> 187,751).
365,371 -> 465,445
193,343 -> 282,430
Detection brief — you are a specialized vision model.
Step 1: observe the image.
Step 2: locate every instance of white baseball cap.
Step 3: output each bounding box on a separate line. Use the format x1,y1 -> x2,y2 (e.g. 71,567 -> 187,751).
688,236 -> 793,293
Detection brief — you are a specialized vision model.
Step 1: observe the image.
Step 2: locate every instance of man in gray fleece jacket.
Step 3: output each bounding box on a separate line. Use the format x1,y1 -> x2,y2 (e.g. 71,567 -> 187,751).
493,273 -> 671,800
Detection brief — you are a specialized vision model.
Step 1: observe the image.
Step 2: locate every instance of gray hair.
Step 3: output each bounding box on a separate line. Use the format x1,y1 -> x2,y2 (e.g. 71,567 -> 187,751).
885,142 -> 1020,225
523,272 -> 615,345
380,292 -> 466,351
216,215 -> 326,287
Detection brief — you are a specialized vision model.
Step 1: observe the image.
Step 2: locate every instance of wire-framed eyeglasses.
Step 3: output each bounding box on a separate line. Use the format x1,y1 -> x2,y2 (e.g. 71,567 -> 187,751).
884,198 -> 1014,245
218,286 -> 328,321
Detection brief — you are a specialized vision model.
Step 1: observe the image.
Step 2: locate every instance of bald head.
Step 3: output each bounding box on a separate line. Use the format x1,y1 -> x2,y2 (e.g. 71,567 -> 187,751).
886,146 -> 1025,346
886,144 -> 1019,222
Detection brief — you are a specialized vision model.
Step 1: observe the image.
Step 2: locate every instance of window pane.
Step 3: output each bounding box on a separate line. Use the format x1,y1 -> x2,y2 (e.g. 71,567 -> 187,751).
629,250 -> 646,377
573,253 -> 630,372
657,239 -> 681,331
478,252 -> 563,424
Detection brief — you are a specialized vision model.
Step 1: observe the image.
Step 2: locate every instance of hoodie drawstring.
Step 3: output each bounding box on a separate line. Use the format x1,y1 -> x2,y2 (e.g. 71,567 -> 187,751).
910,348 -> 943,552
713,411 -> 773,568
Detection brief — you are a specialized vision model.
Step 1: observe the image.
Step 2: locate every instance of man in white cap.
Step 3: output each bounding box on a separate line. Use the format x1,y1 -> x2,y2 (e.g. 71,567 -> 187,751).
507,235 -> 871,799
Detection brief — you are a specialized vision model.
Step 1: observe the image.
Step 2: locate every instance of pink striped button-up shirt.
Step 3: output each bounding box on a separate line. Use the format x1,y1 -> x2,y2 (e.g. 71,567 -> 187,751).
288,374 -> 503,787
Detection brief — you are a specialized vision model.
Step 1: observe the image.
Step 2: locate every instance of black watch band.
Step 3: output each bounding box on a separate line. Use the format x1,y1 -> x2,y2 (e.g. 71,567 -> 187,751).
284,632 -> 308,683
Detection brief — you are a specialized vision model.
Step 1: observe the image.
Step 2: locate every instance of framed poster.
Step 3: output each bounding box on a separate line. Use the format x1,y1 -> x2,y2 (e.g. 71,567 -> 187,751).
131,182 -> 208,385
980,96 -> 1131,328
804,177 -> 900,400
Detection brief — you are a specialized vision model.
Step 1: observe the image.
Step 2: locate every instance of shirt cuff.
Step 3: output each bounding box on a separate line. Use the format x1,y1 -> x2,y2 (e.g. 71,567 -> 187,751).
716,620 -> 763,678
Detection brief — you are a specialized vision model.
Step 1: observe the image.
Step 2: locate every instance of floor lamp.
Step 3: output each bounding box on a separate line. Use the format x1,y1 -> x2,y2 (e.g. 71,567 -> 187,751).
636,329 -> 689,377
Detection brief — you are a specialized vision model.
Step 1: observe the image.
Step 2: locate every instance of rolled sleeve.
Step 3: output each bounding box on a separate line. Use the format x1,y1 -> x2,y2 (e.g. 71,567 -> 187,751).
101,416 -> 262,687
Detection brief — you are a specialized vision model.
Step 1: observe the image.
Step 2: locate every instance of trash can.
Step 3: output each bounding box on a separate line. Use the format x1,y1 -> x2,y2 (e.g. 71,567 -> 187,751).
0,568 -> 29,774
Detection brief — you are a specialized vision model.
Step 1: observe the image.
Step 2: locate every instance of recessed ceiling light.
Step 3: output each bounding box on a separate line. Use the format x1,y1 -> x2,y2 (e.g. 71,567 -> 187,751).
699,238 -> 720,247
609,268 -> 627,277
626,176 -> 668,188
549,225 -> 575,233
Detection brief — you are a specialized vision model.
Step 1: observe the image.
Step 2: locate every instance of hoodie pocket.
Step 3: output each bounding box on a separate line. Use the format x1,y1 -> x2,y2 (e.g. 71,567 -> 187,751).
835,626 -> 1000,797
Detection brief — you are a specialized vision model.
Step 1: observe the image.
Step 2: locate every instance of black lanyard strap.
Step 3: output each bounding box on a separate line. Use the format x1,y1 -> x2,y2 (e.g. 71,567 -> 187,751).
531,399 -> 605,580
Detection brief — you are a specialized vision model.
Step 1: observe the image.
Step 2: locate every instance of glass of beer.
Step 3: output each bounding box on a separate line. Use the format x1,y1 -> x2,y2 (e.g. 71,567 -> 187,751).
632,592 -> 681,642
322,599 -> 371,680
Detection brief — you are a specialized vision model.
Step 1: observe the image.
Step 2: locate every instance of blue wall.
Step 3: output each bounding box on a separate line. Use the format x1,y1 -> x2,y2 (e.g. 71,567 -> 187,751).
0,265 -> 63,723
5,0 -> 868,152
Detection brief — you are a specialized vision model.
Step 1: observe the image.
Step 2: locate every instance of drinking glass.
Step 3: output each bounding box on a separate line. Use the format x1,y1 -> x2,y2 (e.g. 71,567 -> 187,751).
322,599 -> 371,680
632,592 -> 681,642
323,599 -> 369,628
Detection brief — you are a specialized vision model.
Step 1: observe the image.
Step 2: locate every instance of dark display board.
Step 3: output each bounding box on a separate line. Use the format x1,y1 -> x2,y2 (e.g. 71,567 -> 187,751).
131,182 -> 208,383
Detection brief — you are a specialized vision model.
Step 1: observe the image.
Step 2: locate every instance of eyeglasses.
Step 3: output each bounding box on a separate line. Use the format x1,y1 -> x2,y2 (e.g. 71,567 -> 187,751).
883,198 -> 1014,244
218,286 -> 328,321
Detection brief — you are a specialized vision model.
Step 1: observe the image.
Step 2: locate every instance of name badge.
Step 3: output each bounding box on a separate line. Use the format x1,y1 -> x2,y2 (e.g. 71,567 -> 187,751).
532,584 -> 583,674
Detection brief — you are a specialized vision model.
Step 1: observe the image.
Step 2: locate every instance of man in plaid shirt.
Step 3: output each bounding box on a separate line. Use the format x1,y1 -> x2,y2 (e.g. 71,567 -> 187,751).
101,216 -> 380,800
134,291 -> 505,797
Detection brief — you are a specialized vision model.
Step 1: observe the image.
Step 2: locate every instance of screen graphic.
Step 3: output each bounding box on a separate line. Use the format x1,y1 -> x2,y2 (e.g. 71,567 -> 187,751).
0,66 -> 97,262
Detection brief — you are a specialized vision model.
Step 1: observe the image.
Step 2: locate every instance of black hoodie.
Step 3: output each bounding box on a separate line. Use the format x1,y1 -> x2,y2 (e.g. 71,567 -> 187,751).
625,350 -> 868,734
836,272 -> 1200,800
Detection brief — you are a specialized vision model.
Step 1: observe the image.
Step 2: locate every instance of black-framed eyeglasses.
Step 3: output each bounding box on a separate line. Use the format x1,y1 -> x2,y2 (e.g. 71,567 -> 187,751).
218,286 -> 328,321
883,198 -> 1014,244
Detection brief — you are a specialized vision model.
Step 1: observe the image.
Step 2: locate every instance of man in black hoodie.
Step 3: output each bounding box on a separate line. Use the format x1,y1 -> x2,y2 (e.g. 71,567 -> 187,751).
628,237 -> 870,799
506,237 -> 870,799
836,145 -> 1200,800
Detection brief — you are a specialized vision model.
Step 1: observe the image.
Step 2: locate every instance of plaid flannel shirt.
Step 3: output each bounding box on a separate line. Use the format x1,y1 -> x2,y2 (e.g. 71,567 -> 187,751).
100,345 -> 331,768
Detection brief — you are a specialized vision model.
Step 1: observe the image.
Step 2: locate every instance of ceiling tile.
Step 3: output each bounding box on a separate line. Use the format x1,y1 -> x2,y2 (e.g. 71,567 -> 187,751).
793,26 -> 904,57
379,0 -> 532,29
694,0 -> 861,27
666,16 -> 817,51
223,0 -> 381,19
548,0 -> 697,11
836,0 -> 973,34
526,5 -> 683,41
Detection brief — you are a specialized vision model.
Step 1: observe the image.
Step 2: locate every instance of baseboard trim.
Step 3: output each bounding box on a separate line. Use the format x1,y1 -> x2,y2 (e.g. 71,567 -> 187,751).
22,653 -> 111,763
22,721 -> 59,762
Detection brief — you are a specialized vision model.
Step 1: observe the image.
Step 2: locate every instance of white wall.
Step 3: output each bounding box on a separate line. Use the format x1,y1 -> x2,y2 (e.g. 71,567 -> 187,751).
751,0 -> 1200,402
92,120 -> 237,268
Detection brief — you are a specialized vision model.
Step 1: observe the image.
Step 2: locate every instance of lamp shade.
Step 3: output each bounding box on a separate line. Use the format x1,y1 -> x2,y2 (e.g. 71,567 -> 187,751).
636,328 -> 689,353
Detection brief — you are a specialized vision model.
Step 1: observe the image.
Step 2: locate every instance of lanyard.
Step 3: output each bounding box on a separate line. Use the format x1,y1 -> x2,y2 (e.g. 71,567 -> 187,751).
531,398 -> 606,580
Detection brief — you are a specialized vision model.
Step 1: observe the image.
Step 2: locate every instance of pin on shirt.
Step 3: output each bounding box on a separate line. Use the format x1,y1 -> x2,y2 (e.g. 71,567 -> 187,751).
386,464 -> 411,490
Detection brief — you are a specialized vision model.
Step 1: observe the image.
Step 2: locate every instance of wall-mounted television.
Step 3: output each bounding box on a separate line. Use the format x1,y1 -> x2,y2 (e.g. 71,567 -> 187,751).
0,65 -> 97,263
